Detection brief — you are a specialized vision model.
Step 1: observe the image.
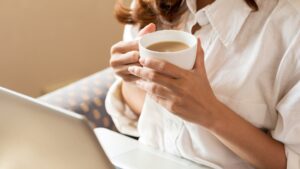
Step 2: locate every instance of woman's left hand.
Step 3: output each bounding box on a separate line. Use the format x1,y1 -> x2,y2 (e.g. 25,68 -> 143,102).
128,39 -> 221,128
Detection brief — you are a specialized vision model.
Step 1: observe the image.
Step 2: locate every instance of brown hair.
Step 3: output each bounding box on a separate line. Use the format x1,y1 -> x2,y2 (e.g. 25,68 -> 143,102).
114,0 -> 258,29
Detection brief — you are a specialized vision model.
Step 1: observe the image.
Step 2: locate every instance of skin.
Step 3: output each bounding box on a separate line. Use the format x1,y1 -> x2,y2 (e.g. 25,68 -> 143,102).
110,24 -> 156,114
109,1 -> 287,169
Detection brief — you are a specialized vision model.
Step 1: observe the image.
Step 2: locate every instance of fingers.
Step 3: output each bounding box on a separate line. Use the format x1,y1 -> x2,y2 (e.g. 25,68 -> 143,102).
110,51 -> 139,67
149,94 -> 178,114
128,66 -> 177,90
194,38 -> 205,70
138,23 -> 156,37
113,63 -> 141,82
139,57 -> 186,78
115,73 -> 140,83
114,63 -> 141,75
122,75 -> 140,82
136,80 -> 173,99
110,23 -> 156,55
110,23 -> 157,83
110,40 -> 139,54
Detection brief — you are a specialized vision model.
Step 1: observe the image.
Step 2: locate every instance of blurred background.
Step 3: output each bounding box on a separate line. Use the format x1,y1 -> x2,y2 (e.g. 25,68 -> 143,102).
0,0 -> 130,97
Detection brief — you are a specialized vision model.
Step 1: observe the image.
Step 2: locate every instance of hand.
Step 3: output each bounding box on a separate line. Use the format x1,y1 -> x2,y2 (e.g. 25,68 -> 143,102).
129,39 -> 288,169
128,39 -> 221,128
110,23 -> 156,114
110,23 -> 156,83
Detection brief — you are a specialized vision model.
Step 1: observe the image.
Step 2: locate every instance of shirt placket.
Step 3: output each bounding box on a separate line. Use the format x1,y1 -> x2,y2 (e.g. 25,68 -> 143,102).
161,106 -> 184,156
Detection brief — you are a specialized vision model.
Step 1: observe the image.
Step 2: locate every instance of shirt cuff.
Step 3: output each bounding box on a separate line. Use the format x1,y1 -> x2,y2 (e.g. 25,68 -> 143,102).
105,78 -> 139,137
285,145 -> 300,169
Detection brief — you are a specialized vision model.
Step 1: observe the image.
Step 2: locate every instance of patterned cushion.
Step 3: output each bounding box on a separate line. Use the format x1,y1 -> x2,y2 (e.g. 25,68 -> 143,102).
38,68 -> 117,131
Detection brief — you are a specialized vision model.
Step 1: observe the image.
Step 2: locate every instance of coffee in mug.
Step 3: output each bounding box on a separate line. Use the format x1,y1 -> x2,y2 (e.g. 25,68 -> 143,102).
139,30 -> 197,70
146,41 -> 189,52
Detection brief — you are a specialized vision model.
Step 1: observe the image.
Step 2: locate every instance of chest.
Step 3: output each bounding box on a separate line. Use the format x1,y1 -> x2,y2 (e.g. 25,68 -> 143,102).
190,22 -> 289,129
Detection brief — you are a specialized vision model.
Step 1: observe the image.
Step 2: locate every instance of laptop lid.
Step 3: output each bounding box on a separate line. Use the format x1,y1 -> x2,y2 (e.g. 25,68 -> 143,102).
0,87 -> 114,169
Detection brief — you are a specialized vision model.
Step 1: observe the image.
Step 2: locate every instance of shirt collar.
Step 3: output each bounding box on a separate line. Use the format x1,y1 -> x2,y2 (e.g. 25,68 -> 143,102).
186,0 -> 252,46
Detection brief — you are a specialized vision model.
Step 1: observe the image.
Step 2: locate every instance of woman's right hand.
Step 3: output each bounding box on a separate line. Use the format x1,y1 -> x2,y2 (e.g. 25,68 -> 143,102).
110,23 -> 156,83
109,23 -> 156,115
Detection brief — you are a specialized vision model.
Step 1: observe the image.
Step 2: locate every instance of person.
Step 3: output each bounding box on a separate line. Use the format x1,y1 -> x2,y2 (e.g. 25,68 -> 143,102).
106,0 -> 300,168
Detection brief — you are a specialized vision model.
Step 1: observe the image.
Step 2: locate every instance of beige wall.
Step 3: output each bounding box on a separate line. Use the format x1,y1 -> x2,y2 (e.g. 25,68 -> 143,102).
0,0 -> 124,97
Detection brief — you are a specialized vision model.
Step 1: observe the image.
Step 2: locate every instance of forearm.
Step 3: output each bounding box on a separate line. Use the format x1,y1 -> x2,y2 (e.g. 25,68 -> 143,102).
209,101 -> 287,169
121,81 -> 146,115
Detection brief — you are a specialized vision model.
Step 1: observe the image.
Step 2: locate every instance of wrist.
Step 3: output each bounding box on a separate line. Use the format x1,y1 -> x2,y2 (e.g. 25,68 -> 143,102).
205,98 -> 232,134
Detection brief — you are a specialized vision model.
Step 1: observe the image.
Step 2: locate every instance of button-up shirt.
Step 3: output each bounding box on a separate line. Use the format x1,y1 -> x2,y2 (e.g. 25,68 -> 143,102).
105,0 -> 300,168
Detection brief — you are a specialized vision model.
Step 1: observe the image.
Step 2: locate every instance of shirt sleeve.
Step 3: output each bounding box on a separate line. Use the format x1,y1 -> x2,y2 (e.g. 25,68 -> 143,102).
105,1 -> 140,137
122,0 -> 139,42
271,31 -> 300,169
123,24 -> 139,42
105,78 -> 139,137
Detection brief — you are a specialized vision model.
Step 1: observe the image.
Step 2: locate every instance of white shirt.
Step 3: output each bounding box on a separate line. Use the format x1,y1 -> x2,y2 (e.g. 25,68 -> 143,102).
105,0 -> 300,168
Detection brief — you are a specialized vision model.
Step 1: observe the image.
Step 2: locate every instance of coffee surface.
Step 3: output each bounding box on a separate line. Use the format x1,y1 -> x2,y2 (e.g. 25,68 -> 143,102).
147,41 -> 189,52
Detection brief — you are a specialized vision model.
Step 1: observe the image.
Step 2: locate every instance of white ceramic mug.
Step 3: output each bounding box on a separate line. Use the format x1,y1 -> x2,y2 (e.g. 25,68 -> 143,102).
139,30 -> 197,70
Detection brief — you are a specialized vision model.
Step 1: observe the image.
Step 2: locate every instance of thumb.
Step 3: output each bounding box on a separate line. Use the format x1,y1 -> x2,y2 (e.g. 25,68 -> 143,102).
194,38 -> 205,71
137,23 -> 156,37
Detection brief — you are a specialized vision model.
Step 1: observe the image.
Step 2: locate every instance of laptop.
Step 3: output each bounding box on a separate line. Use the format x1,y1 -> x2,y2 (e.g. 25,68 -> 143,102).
0,87 -> 217,169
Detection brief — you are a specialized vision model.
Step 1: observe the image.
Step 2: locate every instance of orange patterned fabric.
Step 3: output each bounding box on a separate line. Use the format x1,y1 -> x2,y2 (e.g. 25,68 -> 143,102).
39,68 -> 117,131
